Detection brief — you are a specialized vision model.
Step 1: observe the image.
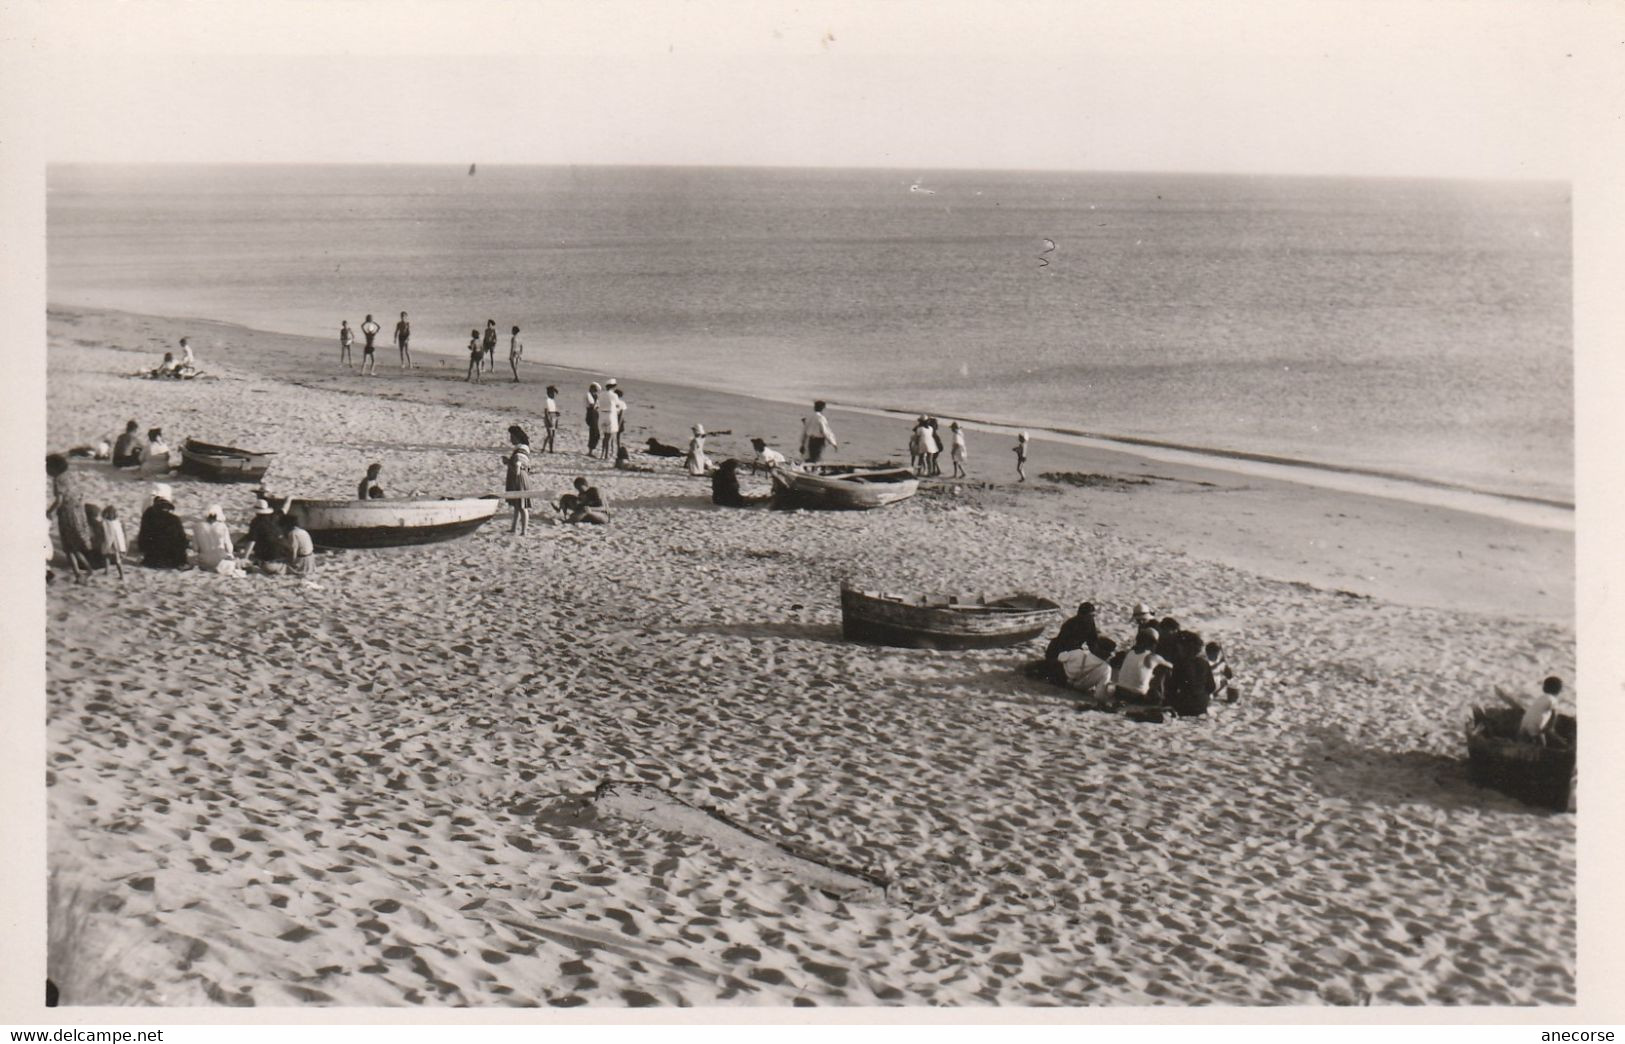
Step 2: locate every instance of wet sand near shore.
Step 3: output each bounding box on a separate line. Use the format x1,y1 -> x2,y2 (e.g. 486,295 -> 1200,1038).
57,306 -> 1573,622
41,305 -> 1575,1007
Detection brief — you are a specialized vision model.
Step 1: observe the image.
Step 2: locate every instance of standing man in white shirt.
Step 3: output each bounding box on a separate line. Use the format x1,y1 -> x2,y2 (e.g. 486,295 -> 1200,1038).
799,400 -> 838,463
598,379 -> 623,460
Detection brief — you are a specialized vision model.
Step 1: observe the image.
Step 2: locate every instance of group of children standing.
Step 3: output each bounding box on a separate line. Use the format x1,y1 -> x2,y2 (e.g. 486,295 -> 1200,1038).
466,320 -> 524,382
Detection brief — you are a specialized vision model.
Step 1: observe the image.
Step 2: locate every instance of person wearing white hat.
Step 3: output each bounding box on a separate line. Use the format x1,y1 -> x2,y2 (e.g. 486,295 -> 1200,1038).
685,423 -> 711,476
241,498 -> 283,572
192,503 -> 239,574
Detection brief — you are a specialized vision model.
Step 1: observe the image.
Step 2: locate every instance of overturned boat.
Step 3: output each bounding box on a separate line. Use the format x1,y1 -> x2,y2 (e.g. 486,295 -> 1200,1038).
770,463 -> 918,510
286,497 -> 500,549
179,439 -> 273,483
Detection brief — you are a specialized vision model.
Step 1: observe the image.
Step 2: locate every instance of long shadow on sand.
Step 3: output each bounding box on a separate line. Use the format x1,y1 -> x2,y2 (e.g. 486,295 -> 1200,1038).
1299,728 -> 1561,816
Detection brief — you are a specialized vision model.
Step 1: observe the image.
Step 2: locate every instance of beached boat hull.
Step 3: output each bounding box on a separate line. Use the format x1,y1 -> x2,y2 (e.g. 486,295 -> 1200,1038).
771,464 -> 918,510
841,585 -> 1060,650
179,439 -> 272,483
287,497 -> 500,548
1466,708 -> 1576,811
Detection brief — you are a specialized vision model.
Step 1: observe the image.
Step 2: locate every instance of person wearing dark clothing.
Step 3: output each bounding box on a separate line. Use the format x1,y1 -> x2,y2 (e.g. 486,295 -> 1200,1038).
1165,631 -> 1216,717
241,500 -> 285,568
557,477 -> 608,524
358,463 -> 384,500
137,496 -> 189,568
711,459 -> 746,507
1045,602 -> 1099,664
482,320 -> 499,373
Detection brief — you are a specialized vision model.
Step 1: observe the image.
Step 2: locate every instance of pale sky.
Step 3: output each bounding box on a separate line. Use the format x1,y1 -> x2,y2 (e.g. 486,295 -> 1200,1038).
1,0 -> 1615,178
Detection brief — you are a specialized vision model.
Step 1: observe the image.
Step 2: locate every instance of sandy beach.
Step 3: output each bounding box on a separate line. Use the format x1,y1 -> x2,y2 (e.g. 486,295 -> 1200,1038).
43,306 -> 1576,1007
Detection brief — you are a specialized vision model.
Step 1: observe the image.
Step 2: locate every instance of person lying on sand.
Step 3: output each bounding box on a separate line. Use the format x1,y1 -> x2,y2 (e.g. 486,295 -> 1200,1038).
1494,676 -> 1565,743
556,476 -> 609,524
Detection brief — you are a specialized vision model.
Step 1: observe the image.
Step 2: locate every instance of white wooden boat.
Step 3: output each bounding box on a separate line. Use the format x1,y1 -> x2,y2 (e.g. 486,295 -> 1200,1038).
770,463 -> 918,510
841,584 -> 1060,649
286,497 -> 500,548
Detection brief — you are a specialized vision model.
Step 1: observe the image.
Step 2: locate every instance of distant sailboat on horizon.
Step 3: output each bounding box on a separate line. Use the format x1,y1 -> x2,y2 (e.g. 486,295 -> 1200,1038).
468,163 -> 477,176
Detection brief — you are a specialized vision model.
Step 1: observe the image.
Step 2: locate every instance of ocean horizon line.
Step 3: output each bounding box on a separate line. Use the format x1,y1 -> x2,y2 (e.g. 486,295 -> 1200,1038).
41,160 -> 1571,187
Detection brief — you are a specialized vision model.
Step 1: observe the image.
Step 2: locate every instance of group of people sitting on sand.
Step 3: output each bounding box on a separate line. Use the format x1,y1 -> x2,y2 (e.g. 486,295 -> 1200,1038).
1029,601 -> 1235,718
61,419 -> 178,475
140,338 -> 202,380
44,456 -> 316,582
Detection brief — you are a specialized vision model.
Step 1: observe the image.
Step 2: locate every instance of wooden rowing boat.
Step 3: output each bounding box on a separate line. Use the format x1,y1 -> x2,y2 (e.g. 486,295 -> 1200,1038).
840,583 -> 1060,650
179,438 -> 273,483
770,463 -> 918,510
286,497 -> 501,549
1465,706 -> 1576,812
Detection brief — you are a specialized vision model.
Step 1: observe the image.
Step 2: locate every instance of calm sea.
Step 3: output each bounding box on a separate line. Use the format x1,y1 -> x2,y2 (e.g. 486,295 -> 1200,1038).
47,164 -> 1573,501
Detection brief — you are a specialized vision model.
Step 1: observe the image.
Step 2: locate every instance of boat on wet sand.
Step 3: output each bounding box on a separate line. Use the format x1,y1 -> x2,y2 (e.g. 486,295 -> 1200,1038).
287,497 -> 500,549
179,439 -> 273,483
840,584 -> 1060,650
770,463 -> 918,510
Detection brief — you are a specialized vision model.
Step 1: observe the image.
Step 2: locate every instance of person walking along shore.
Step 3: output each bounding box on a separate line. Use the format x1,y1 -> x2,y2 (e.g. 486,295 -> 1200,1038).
800,401 -> 838,463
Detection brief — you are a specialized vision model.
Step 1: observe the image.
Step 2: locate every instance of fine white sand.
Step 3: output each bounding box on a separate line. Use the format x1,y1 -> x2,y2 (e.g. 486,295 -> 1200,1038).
44,308 -> 1575,1006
